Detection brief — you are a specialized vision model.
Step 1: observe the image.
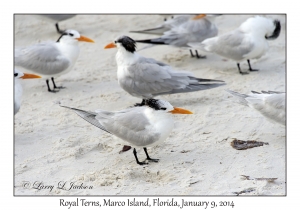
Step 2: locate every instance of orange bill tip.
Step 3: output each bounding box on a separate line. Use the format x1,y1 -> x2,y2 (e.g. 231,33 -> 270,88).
192,14 -> 206,20
77,35 -> 95,43
21,73 -> 42,79
104,42 -> 117,49
170,107 -> 193,114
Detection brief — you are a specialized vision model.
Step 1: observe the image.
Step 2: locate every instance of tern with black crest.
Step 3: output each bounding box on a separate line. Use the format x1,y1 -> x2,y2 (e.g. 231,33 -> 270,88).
15,29 -> 94,92
61,99 -> 193,165
104,35 -> 225,105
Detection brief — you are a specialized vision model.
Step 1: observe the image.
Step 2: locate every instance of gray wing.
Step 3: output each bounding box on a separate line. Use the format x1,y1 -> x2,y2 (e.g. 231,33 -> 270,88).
98,107 -> 160,146
159,18 -> 218,47
165,15 -> 193,27
15,42 -> 70,75
190,29 -> 254,61
97,107 -> 150,132
130,15 -> 192,35
135,18 -> 218,48
226,90 -> 286,126
246,93 -> 285,126
119,56 -> 225,98
60,105 -> 111,134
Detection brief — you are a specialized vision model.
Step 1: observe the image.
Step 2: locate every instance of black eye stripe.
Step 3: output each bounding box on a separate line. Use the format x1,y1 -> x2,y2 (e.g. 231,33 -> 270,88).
69,33 -> 74,37
160,108 -> 167,110
14,73 -> 18,77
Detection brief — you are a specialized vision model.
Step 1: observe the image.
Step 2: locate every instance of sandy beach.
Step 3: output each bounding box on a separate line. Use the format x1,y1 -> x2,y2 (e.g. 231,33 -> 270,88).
14,14 -> 286,196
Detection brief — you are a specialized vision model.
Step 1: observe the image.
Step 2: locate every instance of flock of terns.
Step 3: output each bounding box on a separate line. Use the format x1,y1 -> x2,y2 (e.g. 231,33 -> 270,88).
14,14 -> 285,165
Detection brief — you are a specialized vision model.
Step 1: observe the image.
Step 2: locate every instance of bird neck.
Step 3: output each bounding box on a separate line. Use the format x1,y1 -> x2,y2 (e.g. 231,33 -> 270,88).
116,47 -> 138,66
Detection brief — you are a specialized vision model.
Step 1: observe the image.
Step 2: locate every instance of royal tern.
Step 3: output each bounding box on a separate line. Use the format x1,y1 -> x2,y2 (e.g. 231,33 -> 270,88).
14,69 -> 41,115
131,14 -> 220,58
104,35 -> 225,105
15,29 -> 94,93
61,99 -> 193,165
226,90 -> 285,126
39,14 -> 76,34
188,16 -> 281,74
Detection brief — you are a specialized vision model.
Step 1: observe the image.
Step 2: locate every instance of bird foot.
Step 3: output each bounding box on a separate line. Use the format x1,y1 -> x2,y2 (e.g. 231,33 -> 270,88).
196,55 -> 206,59
134,100 -> 146,107
48,89 -> 59,93
147,158 -> 159,163
54,86 -> 66,89
239,71 -> 249,75
249,69 -> 259,72
137,161 -> 148,165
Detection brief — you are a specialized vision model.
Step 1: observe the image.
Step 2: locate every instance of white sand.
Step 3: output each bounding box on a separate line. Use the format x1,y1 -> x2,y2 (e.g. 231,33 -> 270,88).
14,14 -> 286,196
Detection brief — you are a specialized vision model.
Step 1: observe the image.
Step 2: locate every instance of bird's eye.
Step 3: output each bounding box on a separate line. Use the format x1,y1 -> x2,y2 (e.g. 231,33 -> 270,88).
114,41 -> 117,43
160,108 -> 167,110
14,73 -> 18,77
69,33 -> 74,37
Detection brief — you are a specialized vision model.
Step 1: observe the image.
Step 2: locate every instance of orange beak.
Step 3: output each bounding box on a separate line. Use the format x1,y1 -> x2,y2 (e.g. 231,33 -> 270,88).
169,107 -> 193,114
104,42 -> 117,49
76,35 -> 95,43
192,14 -> 206,20
21,73 -> 42,79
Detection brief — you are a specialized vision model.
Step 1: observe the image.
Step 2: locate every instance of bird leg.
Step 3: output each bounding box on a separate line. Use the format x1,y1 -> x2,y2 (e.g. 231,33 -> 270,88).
237,63 -> 249,75
46,79 -> 58,93
133,148 -> 148,165
51,77 -> 66,89
134,99 -> 146,107
247,59 -> 259,71
190,50 -> 206,59
143,147 -> 159,162
55,23 -> 65,34
189,49 -> 195,57
195,50 -> 206,59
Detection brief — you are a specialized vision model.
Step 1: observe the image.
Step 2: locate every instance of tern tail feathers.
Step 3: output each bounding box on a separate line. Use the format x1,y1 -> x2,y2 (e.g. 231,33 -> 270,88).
189,76 -> 224,83
130,26 -> 167,35
225,89 -> 250,106
252,90 -> 284,94
60,105 -> 111,134
135,38 -> 167,45
155,79 -> 226,96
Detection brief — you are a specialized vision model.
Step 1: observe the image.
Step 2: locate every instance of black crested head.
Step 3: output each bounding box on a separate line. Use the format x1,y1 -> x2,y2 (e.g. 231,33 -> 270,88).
266,20 -> 281,40
144,99 -> 167,111
116,36 -> 136,53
